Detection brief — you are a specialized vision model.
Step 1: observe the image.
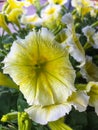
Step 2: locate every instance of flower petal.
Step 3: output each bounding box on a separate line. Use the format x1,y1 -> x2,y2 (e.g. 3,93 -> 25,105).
68,91 -> 89,112
25,103 -> 71,124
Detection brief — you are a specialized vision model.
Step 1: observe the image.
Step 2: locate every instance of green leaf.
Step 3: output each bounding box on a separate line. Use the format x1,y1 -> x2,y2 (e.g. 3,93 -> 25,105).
0,72 -> 18,90
17,93 -> 28,112
65,108 -> 87,130
87,111 -> 98,130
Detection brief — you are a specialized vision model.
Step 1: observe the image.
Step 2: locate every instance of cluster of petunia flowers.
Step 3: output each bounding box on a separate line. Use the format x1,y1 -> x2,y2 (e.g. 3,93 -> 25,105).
0,0 -> 98,127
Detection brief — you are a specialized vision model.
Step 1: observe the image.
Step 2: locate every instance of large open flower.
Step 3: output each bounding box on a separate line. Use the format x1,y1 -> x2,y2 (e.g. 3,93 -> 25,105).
3,28 -> 75,106
3,28 -> 76,124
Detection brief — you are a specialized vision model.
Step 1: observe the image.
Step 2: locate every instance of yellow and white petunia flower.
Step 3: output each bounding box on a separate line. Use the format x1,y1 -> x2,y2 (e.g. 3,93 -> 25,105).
86,82 -> 98,115
41,4 -> 62,29
41,4 -> 61,20
3,28 -> 75,124
82,26 -> 98,49
3,28 -> 76,105
82,26 -> 95,37
80,56 -> 98,82
62,13 -> 85,67
21,13 -> 42,27
48,0 -> 67,5
71,0 -> 92,16
3,28 -> 76,123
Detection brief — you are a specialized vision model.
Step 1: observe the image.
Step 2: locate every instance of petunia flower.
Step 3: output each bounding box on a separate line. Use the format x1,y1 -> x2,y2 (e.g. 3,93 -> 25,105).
3,28 -> 76,123
41,4 -> 62,29
71,0 -> 92,16
82,26 -> 98,49
62,13 -> 85,67
80,56 -> 98,82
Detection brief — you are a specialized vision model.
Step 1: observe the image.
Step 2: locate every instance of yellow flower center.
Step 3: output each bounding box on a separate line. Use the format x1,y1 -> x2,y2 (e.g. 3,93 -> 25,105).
54,0 -> 63,4
33,57 -> 47,73
47,8 -> 55,15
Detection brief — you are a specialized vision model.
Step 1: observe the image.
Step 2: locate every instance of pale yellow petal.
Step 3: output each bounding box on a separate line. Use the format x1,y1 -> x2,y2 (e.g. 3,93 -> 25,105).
86,82 -> 98,115
80,56 -> 98,82
68,91 -> 89,112
25,103 -> 71,124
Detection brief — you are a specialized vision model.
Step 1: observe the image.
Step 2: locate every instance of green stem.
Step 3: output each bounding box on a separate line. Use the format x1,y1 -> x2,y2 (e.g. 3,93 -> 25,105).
91,21 -> 98,28
83,42 -> 91,50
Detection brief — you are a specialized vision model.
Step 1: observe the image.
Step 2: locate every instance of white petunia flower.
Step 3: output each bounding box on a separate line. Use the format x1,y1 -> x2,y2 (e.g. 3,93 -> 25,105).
41,4 -> 61,21
62,13 -> 74,26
